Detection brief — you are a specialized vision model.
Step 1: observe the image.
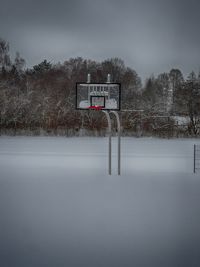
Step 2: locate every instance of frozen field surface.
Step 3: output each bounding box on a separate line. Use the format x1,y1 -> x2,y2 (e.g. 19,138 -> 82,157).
0,136 -> 200,267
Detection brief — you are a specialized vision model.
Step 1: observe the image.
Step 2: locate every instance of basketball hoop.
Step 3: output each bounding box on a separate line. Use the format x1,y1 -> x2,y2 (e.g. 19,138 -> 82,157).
76,79 -> 121,111
75,74 -> 121,175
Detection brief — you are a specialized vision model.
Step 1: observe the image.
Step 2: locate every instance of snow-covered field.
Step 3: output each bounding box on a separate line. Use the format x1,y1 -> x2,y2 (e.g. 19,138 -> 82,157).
0,137 -> 200,267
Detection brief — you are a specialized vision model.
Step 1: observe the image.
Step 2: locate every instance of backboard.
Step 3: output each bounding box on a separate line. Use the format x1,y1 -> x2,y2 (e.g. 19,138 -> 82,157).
76,83 -> 121,110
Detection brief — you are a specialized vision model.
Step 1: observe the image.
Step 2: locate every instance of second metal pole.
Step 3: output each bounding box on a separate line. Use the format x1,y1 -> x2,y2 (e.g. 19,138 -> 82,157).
102,110 -> 112,175
111,111 -> 121,175
194,144 -> 196,174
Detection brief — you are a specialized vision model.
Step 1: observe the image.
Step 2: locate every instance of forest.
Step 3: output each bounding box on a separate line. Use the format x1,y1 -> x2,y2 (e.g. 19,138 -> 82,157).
0,38 -> 200,137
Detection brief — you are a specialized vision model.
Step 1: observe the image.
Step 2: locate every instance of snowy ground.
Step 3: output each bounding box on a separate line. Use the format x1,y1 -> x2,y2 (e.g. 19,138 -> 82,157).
0,136 -> 200,267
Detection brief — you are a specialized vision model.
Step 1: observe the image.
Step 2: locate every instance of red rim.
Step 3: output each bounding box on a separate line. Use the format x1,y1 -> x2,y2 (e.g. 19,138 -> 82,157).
88,105 -> 103,110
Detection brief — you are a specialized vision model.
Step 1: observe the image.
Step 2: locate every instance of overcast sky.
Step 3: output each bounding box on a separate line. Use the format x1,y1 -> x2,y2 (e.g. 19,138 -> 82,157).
0,0 -> 200,80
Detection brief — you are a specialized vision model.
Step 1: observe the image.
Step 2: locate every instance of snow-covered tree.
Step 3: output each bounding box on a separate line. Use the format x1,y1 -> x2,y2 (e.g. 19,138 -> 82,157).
0,38 -> 11,70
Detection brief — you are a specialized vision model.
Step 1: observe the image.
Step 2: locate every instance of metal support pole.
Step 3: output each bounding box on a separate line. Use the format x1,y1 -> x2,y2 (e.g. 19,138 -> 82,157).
87,73 -> 91,83
87,74 -> 91,102
110,111 -> 121,175
107,74 -> 111,83
194,144 -> 196,174
102,110 -> 112,175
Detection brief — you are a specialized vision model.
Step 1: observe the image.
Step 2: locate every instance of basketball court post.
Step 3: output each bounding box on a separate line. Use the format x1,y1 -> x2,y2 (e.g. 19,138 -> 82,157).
110,111 -> 121,175
102,111 -> 112,175
87,73 -> 91,83
76,74 -> 121,176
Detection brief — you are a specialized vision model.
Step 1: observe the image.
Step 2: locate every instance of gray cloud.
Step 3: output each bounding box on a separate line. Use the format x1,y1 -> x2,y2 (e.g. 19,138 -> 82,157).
1,0 -> 200,79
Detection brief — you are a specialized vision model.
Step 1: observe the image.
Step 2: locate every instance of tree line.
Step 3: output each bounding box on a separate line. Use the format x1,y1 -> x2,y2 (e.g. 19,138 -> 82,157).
0,37 -> 200,137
